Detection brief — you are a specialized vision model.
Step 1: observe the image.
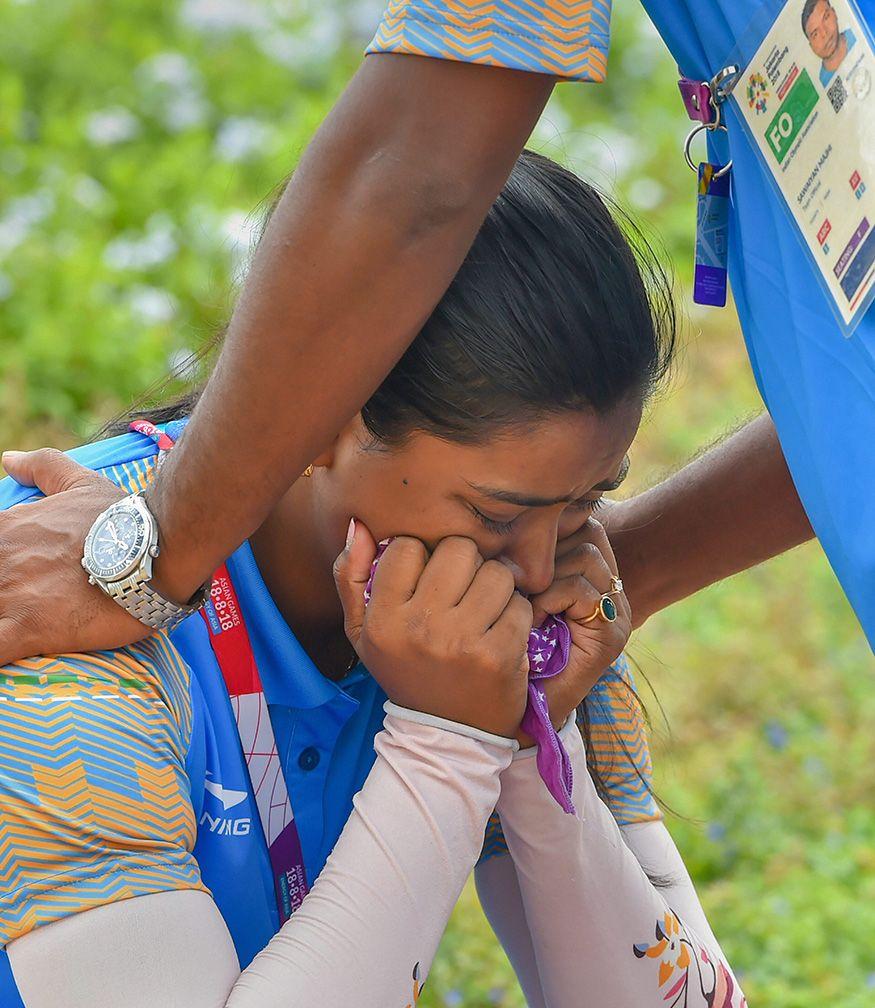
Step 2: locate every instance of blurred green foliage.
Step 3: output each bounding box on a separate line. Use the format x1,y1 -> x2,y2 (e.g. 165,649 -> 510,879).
1,1 -> 873,1005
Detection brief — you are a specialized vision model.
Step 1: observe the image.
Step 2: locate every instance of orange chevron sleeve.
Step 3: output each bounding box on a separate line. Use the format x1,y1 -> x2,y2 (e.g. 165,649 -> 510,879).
0,635 -> 206,946
368,0 -> 612,82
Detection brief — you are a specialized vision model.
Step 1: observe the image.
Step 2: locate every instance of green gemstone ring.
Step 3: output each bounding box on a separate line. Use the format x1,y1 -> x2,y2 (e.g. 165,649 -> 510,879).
583,593 -> 619,624
599,594 -> 618,622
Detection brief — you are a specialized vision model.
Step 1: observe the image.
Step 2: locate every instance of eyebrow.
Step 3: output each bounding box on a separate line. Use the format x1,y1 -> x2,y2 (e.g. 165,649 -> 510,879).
466,455 -> 630,508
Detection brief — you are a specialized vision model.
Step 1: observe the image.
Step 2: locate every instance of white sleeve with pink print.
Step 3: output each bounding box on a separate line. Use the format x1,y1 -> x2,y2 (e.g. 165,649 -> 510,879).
492,716 -> 748,1007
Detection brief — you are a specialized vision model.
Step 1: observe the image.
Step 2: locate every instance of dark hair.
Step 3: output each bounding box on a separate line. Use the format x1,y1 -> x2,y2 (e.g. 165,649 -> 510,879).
802,0 -> 829,34
111,149 -> 675,444
362,149 -> 675,445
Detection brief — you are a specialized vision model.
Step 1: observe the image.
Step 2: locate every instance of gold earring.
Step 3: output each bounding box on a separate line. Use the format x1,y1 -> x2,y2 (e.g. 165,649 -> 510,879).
302,464 -> 314,478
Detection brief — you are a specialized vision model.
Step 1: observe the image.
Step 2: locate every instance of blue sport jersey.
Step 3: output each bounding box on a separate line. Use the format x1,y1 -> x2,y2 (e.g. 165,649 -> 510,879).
0,422 -> 659,1002
640,0 -> 875,649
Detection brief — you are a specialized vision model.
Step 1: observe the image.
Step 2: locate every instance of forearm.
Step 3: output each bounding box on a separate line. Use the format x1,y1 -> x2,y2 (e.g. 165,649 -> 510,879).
229,706 -> 515,1006
606,412 -> 813,625
149,54 -> 552,601
494,720 -> 746,1006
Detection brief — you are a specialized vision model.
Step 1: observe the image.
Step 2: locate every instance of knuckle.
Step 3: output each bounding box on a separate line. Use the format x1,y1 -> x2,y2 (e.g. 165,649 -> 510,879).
389,536 -> 428,565
577,542 -> 602,563
31,447 -> 63,466
482,559 -> 514,591
404,605 -> 435,644
439,536 -> 480,561
514,593 -> 534,622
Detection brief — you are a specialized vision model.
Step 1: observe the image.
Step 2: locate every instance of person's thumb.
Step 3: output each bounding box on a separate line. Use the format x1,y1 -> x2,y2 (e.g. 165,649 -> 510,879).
332,518 -> 377,649
1,448 -> 103,496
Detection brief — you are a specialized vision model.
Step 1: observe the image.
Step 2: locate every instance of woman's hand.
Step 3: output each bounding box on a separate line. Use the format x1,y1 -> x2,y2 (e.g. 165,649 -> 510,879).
333,520 -> 532,739
0,449 -> 147,663
521,518 -> 631,744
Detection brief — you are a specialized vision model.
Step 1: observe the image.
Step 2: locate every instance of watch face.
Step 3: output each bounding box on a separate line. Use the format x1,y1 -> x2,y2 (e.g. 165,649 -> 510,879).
86,507 -> 148,580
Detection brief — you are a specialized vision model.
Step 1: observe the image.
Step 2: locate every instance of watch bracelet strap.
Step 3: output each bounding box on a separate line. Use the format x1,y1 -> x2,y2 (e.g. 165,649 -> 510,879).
107,574 -> 209,633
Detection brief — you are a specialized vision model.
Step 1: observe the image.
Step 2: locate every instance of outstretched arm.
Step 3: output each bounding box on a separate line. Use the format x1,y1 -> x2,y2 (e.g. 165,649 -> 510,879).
0,53 -> 551,662
606,412 -> 813,627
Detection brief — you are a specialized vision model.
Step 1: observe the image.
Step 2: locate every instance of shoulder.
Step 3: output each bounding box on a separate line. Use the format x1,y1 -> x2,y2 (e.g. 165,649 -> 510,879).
0,636 -> 205,945
0,427 -> 165,511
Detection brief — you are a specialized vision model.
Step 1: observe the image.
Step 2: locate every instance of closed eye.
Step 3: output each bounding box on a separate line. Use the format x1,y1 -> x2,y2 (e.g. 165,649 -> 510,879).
570,497 -> 605,514
471,506 -> 517,536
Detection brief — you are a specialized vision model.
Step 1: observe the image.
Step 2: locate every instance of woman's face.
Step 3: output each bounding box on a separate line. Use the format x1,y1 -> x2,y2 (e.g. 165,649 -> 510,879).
311,400 -> 641,597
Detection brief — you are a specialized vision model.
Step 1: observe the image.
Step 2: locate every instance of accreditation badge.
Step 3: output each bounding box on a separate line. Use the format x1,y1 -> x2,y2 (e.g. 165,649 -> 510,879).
735,0 -> 874,331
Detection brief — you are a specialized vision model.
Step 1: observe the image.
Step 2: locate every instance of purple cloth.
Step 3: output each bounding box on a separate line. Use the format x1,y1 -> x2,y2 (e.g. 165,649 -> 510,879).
363,541 -> 575,814
520,615 -> 574,814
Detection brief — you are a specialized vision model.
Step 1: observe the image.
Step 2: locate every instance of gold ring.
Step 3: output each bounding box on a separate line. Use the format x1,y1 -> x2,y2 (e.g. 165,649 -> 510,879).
609,575 -> 623,595
581,594 -> 619,624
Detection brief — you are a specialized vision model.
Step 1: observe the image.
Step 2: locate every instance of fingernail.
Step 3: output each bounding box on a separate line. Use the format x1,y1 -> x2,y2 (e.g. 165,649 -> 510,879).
345,518 -> 357,550
1,451 -> 23,467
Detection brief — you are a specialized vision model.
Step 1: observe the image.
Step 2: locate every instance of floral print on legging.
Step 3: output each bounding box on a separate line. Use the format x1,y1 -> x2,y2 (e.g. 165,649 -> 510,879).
633,911 -> 747,1008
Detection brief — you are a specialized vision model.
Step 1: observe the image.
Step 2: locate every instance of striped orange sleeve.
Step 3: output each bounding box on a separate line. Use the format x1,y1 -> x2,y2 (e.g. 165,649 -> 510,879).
367,0 -> 612,83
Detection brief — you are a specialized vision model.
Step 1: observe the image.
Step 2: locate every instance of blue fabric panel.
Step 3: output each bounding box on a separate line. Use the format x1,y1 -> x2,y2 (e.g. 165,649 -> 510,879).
641,0 -> 875,646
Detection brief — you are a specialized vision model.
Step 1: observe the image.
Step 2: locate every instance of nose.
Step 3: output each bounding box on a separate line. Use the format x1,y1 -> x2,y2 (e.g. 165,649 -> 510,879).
499,527 -> 557,597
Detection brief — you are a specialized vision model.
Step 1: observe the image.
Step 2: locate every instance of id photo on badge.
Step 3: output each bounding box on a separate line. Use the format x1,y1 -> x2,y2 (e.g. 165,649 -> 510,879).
802,0 -> 858,89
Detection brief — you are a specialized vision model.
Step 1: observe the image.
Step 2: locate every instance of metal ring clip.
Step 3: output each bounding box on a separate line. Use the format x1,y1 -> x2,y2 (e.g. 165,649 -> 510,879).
684,123 -> 732,176
682,64 -> 739,176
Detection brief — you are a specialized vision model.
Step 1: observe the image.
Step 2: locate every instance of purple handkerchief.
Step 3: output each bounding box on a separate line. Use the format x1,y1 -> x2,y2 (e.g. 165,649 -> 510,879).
364,540 -> 576,814
520,615 -> 575,814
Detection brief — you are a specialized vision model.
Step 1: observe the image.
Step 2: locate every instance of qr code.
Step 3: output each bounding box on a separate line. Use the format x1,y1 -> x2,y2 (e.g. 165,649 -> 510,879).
828,75 -> 847,112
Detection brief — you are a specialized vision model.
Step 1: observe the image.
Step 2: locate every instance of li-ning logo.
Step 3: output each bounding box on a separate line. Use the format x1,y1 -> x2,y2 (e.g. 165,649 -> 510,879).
747,72 -> 769,114
205,777 -> 248,811
201,775 -> 251,836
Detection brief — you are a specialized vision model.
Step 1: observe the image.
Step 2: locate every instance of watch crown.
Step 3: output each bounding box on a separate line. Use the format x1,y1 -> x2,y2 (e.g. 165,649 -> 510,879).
149,545 -> 160,559
87,576 -> 95,585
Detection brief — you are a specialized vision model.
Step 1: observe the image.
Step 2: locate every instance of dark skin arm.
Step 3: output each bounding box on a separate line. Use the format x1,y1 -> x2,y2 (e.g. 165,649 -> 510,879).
602,412 -> 814,628
0,54 -> 553,662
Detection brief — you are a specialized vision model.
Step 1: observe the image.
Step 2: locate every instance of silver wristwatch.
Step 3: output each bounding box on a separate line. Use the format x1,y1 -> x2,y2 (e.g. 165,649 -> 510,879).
82,493 -> 209,632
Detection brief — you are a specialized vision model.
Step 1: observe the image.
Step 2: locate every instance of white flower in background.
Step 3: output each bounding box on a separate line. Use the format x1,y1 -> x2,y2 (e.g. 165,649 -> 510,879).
85,107 -> 141,146
567,128 -> 637,183
167,347 -> 200,380
628,176 -> 666,212
533,96 -> 573,148
72,175 -> 108,210
257,30 -> 304,68
128,285 -> 178,324
138,51 -> 198,89
103,213 -> 178,271
180,0 -> 272,34
214,117 -> 272,162
343,0 -> 385,41
258,13 -> 341,65
164,91 -> 210,132
136,51 -> 209,132
0,272 -> 14,301
0,190 -> 55,258
221,209 -> 261,284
